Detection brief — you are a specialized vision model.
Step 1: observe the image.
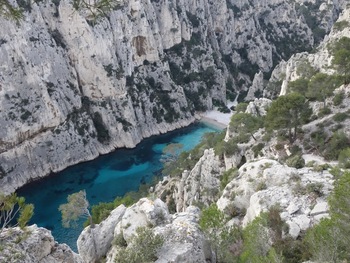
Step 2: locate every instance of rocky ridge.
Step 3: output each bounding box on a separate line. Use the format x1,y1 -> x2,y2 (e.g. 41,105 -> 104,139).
0,0 -> 348,193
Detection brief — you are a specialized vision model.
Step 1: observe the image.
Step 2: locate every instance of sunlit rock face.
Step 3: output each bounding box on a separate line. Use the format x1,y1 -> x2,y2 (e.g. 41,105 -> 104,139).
76,198 -> 209,263
0,225 -> 83,263
0,0 -> 347,193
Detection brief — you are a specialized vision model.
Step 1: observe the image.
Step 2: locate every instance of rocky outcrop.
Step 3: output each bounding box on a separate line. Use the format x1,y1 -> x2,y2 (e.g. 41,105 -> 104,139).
245,98 -> 272,117
0,0 -> 347,194
77,205 -> 126,263
265,7 -> 350,97
154,206 -> 210,263
154,148 -> 224,213
75,198 -> 209,263
0,225 -> 83,263
116,198 -> 171,242
176,148 -> 224,211
217,158 -> 334,238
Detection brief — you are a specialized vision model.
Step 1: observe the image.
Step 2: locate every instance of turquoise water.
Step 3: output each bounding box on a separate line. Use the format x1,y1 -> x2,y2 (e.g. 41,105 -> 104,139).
17,123 -> 220,251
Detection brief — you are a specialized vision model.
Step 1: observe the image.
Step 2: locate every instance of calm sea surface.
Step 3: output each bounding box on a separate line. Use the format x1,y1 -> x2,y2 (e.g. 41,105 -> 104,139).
17,122 -> 220,251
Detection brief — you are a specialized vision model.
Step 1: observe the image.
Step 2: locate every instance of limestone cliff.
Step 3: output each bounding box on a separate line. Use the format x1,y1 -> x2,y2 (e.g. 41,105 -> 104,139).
0,0 -> 347,193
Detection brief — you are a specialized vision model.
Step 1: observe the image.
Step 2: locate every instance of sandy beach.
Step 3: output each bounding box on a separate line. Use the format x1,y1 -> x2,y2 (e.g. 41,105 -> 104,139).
199,103 -> 234,129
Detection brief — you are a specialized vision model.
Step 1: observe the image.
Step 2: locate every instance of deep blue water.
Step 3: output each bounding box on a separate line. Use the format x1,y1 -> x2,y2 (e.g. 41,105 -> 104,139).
17,123 -> 220,251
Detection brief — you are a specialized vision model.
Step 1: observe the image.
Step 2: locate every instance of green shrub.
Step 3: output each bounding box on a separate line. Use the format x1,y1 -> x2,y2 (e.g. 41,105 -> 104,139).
323,131 -> 349,160
290,145 -> 302,155
338,148 -> 350,168
235,102 -> 249,113
220,168 -> 238,190
288,78 -> 309,95
286,154 -> 305,169
223,138 -> 240,156
333,112 -> 349,122
255,181 -> 267,191
114,227 -> 164,263
333,21 -> 350,32
252,143 -> 265,157
306,182 -> 324,197
333,92 -> 345,106
318,107 -> 331,117
309,129 -> 327,151
114,232 -> 127,247
275,143 -> 284,151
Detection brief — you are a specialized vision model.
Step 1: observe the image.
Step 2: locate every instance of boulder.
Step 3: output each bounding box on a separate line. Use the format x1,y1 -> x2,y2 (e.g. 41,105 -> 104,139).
155,206 -> 211,263
310,202 -> 329,216
0,225 -> 83,263
77,205 -> 126,263
118,198 -> 170,242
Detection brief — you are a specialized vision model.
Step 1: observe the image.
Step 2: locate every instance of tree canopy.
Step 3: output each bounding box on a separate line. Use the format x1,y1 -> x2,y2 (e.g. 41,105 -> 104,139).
199,204 -> 243,263
306,73 -> 342,106
287,78 -> 309,96
0,193 -> 34,230
265,92 -> 311,143
229,113 -> 263,141
59,190 -> 92,228
114,227 -> 164,263
331,37 -> 350,84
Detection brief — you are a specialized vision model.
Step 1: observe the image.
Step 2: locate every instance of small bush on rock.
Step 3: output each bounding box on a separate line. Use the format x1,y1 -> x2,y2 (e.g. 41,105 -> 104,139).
333,112 -> 349,122
333,92 -> 345,106
338,148 -> 350,168
318,107 -> 332,117
114,227 -> 164,263
286,154 -> 305,168
323,131 -> 349,160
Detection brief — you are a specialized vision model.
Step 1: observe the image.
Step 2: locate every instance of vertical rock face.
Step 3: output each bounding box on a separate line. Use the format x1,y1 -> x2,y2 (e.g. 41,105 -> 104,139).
75,198 -> 209,263
265,6 -> 350,97
77,205 -> 127,263
0,0 -> 347,193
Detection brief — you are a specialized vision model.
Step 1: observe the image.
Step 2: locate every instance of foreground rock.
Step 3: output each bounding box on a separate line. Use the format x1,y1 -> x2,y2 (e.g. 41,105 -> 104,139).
77,205 -> 126,263
153,148 -> 225,213
217,158 -> 334,238
0,225 -> 83,263
76,198 -> 209,263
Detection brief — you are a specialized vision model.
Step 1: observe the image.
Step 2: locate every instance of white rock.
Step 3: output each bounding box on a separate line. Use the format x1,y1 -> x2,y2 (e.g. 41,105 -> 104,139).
0,225 -> 83,263
287,221 -> 301,239
287,203 -> 300,215
77,204 -> 126,263
310,202 -> 329,216
120,198 -> 170,242
294,215 -> 311,231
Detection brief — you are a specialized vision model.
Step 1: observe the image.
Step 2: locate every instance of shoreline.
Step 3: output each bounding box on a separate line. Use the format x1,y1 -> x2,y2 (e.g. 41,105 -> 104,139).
199,106 -> 233,130
199,116 -> 228,130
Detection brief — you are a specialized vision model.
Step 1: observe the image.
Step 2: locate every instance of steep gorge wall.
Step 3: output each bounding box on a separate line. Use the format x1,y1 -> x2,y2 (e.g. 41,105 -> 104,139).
0,0 -> 346,193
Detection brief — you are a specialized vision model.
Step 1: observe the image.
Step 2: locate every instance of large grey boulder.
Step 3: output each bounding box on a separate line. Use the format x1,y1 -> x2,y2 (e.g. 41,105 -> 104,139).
115,198 -> 171,242
77,205 -> 126,263
105,200 -> 209,263
0,225 -> 83,263
155,206 -> 211,263
217,159 -> 334,238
